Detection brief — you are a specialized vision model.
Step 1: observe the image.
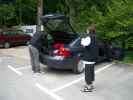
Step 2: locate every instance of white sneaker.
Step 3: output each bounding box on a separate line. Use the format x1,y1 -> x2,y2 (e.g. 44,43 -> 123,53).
81,84 -> 94,92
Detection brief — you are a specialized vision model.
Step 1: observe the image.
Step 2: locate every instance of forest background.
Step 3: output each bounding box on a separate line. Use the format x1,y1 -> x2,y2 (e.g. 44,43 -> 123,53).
0,0 -> 132,63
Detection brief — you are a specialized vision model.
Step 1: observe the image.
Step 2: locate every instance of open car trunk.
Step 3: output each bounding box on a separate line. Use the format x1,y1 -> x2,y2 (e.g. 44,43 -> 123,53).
48,31 -> 78,44
40,14 -> 78,54
43,30 -> 78,55
39,31 -> 78,64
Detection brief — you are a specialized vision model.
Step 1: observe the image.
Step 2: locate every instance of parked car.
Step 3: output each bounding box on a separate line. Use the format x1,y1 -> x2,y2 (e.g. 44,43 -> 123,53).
30,14 -> 125,74
0,30 -> 31,48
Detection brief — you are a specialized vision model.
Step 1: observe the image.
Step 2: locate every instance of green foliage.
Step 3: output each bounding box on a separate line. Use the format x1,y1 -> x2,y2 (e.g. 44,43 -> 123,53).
96,0 -> 133,49
0,0 -> 37,26
15,0 -> 37,25
58,0 -> 133,49
0,0 -> 132,49
0,0 -> 15,4
126,36 -> 133,49
0,4 -> 15,26
123,51 -> 133,64
60,0 -> 132,49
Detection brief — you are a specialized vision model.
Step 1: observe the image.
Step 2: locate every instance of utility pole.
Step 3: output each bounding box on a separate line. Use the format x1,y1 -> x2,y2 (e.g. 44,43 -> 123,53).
37,0 -> 43,32
19,0 -> 22,25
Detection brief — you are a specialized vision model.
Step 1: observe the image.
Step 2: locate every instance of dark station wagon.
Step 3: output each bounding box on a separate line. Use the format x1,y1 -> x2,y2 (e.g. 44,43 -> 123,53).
30,14 -> 125,74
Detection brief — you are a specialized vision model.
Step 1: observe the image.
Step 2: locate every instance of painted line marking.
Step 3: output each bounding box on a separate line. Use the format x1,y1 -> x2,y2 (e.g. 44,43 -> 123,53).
0,58 -> 2,63
95,63 -> 114,73
8,65 -> 23,76
51,63 -> 114,93
35,83 -> 63,100
52,77 -> 84,93
16,65 -> 31,70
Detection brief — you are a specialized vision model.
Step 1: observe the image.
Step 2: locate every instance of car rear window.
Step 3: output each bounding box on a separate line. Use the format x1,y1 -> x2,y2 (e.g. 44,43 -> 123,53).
44,19 -> 74,33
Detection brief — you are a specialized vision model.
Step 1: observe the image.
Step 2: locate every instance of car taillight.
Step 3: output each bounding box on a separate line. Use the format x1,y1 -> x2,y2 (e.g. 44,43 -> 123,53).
57,47 -> 71,57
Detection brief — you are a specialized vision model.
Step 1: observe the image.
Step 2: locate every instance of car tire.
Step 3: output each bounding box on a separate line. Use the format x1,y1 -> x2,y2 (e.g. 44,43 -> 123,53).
26,41 -> 30,45
4,42 -> 10,48
73,60 -> 84,74
113,48 -> 125,60
106,58 -> 113,62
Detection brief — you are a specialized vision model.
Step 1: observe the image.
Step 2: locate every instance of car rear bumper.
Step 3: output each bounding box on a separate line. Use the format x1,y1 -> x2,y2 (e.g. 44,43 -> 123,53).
40,55 -> 79,69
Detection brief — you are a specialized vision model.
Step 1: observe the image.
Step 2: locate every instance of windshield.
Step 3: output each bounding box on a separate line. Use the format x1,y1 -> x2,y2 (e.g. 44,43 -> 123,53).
44,19 -> 74,33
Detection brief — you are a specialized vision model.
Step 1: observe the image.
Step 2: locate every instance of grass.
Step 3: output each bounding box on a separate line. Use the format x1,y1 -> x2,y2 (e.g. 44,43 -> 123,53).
123,51 -> 133,64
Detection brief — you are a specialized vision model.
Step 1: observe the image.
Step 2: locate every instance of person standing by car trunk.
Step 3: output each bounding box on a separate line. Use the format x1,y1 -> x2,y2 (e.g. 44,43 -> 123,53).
81,25 -> 98,92
29,31 -> 48,73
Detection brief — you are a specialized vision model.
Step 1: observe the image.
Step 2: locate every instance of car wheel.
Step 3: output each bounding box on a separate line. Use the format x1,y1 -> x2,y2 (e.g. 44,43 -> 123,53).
26,41 -> 30,45
4,42 -> 10,48
73,60 -> 84,74
113,48 -> 125,60
106,58 -> 113,62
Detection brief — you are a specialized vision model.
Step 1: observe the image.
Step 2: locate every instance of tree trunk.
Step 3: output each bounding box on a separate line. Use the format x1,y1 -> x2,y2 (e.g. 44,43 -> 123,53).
37,0 -> 43,32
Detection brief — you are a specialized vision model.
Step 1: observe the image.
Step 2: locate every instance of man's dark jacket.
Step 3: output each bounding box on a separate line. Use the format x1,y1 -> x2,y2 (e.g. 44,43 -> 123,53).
30,32 -> 48,52
82,34 -> 98,62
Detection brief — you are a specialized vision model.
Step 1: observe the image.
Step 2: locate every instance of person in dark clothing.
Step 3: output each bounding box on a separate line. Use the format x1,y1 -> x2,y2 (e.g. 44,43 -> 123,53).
81,25 -> 98,92
29,31 -> 48,73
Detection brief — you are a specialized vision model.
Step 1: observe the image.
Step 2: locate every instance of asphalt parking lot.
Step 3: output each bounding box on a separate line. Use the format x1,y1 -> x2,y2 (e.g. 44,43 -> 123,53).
0,46 -> 133,100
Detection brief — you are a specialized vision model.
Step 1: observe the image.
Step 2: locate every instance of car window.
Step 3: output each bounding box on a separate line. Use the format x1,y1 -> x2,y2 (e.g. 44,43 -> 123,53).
3,30 -> 25,35
69,37 -> 81,47
16,30 -> 25,35
26,29 -> 33,33
3,31 -> 17,35
45,19 -> 73,33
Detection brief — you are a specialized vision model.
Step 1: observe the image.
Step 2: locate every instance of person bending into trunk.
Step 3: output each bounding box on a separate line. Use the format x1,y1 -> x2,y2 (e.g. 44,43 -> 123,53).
81,24 -> 98,92
29,31 -> 48,73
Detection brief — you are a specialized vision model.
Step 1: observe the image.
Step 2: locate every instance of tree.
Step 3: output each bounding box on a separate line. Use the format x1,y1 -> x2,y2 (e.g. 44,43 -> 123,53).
0,0 -> 37,26
0,4 -> 15,27
55,0 -> 133,49
14,0 -> 37,25
0,0 -> 132,49
0,0 -> 15,4
96,0 -> 133,49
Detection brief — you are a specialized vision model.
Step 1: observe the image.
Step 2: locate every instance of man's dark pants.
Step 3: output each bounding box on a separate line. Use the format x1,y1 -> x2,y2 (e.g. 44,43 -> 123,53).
29,45 -> 40,72
85,63 -> 95,85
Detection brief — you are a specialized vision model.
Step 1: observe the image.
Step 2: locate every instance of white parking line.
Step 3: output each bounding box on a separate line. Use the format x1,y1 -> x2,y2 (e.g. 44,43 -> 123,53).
51,63 -> 114,93
95,63 -> 114,73
16,65 -> 31,70
52,77 -> 84,93
8,65 -> 23,76
35,83 -> 63,100
0,58 -> 2,63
